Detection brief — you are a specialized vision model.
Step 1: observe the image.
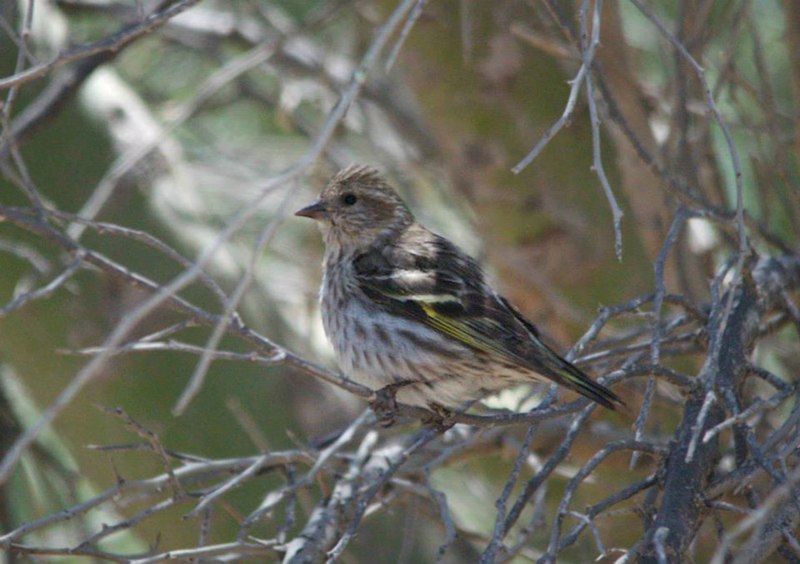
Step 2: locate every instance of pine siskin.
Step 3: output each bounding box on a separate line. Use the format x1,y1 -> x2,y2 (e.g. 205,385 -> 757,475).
296,165 -> 623,416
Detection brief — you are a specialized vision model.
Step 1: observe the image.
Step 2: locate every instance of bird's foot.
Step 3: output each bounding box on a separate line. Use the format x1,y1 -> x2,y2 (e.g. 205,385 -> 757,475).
370,381 -> 413,427
423,403 -> 455,433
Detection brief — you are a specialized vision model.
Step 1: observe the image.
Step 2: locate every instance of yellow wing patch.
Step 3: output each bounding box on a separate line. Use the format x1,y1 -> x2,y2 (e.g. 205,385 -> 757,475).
419,303 -> 512,359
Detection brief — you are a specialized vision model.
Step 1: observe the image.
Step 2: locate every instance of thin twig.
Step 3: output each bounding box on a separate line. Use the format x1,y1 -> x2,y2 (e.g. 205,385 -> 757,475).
0,0 -> 203,91
512,0 -> 598,173
583,1 -> 624,260
481,424 -> 537,562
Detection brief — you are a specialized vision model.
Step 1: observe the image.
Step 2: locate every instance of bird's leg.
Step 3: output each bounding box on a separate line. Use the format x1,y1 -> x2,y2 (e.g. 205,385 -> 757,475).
370,380 -> 413,427
423,403 -> 455,433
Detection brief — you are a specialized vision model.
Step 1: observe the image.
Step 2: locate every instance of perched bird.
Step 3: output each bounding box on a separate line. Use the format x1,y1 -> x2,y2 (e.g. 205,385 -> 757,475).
296,165 -> 622,416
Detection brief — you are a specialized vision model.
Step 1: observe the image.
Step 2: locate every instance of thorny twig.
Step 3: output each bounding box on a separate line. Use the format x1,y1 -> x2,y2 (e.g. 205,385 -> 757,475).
0,0 -> 419,485
1,1 -> 799,562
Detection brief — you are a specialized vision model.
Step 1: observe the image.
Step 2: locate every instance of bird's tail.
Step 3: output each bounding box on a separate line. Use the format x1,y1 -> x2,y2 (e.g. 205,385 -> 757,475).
500,296 -> 624,410
542,351 -> 623,410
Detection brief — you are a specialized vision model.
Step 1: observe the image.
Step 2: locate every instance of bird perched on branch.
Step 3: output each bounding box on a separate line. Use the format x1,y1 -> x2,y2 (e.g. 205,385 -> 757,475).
296,165 -> 622,421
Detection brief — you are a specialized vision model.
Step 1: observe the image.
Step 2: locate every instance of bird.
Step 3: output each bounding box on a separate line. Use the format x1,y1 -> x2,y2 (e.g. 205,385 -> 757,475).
295,165 -> 623,419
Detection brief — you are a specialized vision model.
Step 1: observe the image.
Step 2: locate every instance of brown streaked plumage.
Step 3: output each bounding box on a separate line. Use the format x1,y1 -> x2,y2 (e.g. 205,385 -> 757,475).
296,165 -> 623,411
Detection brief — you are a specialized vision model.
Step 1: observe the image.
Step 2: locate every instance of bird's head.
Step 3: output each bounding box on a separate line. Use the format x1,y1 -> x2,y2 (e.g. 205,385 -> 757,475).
296,165 -> 414,250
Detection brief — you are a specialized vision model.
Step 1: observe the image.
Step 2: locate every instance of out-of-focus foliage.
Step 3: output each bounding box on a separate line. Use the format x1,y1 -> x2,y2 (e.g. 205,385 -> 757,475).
0,0 -> 798,562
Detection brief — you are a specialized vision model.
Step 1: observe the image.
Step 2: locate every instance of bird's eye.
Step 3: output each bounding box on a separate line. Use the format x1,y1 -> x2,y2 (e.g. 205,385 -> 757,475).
342,193 -> 357,206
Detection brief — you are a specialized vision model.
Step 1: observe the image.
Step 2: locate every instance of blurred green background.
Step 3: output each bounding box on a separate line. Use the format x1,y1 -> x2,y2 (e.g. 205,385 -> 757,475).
0,0 -> 797,561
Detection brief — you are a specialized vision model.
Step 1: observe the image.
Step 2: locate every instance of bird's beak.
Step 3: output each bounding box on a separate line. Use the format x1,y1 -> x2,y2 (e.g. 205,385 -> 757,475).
295,200 -> 329,220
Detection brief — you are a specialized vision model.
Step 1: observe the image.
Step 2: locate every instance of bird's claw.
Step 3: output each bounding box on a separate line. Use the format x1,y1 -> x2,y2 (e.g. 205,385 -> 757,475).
370,387 -> 399,427
423,403 -> 455,433
370,381 -> 413,427
370,384 -> 455,431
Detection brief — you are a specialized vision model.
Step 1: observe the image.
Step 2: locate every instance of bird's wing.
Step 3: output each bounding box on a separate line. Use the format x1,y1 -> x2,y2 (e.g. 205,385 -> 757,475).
353,231 -> 512,356
353,230 -> 622,409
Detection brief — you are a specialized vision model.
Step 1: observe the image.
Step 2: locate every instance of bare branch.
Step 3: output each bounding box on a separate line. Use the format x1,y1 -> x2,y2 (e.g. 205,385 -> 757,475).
0,0 -> 203,91
1,2 -> 797,561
